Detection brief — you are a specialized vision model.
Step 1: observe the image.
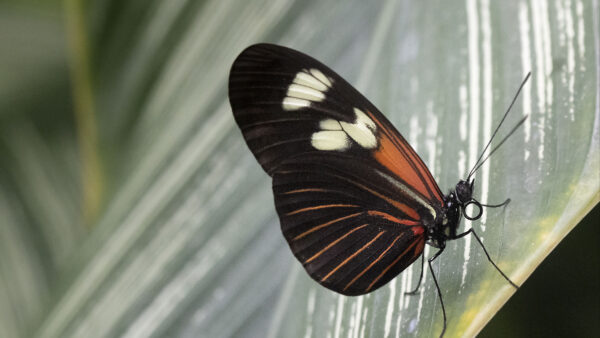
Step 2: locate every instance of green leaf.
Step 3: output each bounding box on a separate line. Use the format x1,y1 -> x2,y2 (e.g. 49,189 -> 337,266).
1,0 -> 598,337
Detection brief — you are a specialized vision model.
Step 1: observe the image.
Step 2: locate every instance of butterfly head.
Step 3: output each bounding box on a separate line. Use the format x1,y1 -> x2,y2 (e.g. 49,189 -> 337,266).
455,179 -> 474,204
455,179 -> 483,221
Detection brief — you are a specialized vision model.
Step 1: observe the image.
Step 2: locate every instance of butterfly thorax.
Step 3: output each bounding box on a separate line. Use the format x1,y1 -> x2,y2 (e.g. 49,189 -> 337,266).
426,180 -> 476,249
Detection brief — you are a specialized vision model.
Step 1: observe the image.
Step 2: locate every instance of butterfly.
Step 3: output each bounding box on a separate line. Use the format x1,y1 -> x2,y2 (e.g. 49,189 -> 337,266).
228,43 -> 527,337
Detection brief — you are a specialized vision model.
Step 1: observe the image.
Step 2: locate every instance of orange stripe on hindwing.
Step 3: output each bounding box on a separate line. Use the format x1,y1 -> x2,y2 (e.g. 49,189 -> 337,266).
349,178 -> 420,221
293,212 -> 363,240
285,204 -> 359,216
367,210 -> 419,226
282,188 -> 328,194
321,231 -> 386,282
343,233 -> 404,291
305,224 -> 369,263
366,237 -> 424,292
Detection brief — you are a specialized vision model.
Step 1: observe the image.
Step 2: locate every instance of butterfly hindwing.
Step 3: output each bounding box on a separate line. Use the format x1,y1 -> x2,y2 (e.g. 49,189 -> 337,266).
273,153 -> 427,295
229,43 -> 445,295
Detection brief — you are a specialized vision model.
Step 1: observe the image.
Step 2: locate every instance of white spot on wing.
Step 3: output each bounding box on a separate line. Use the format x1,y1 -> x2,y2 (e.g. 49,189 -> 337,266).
353,108 -> 377,129
282,97 -> 311,111
339,121 -> 377,148
310,108 -> 378,151
283,68 -> 333,111
310,68 -> 333,87
320,119 -> 342,130
286,84 -> 325,102
311,131 -> 350,151
293,72 -> 328,92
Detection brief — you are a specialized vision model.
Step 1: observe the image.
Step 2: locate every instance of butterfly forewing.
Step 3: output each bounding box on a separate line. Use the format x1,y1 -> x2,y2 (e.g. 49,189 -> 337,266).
229,43 -> 444,295
230,44 -> 366,174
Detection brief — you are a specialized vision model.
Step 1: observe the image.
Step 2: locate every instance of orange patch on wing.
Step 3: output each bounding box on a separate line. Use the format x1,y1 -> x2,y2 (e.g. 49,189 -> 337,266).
366,111 -> 444,204
374,136 -> 431,199
411,226 -> 425,235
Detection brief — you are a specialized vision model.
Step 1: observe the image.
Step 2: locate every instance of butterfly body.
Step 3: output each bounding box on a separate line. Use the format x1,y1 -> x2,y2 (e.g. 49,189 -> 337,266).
429,180 -> 477,249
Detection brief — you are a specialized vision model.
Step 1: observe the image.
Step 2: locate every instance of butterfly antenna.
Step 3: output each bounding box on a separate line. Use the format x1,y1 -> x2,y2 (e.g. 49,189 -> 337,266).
467,72 -> 531,180
469,115 -> 528,175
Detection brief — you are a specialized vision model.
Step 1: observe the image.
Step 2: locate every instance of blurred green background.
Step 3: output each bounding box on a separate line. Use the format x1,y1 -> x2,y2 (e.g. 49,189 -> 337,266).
1,1 -> 598,337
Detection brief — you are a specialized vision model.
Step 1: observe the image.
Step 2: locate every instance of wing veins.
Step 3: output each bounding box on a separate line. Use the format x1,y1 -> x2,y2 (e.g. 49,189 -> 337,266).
292,212 -> 363,240
366,237 -> 423,292
276,166 -> 422,221
321,231 -> 386,282
285,204 -> 360,216
252,137 -> 308,155
305,224 -> 369,263
344,233 -> 404,291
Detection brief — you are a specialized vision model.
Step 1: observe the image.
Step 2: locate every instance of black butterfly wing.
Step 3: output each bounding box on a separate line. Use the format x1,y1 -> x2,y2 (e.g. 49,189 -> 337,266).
229,43 -> 444,295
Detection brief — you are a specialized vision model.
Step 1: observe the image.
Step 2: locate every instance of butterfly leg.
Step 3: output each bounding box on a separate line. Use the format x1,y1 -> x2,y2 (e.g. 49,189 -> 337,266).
456,228 -> 519,289
428,248 -> 447,338
405,254 -> 425,295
